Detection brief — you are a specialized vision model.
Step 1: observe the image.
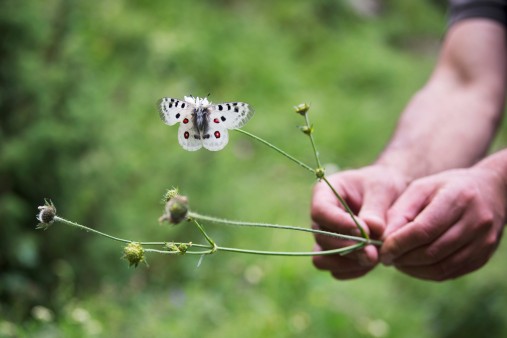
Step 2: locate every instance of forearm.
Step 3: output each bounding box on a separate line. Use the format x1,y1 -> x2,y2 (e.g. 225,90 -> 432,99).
376,19 -> 506,181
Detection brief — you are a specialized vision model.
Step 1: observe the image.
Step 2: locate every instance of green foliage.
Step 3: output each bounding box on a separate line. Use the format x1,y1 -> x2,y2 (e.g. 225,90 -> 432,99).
2,0 -> 507,337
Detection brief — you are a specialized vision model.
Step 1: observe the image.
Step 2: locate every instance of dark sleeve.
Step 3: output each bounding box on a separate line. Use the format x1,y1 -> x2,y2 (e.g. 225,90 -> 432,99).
449,0 -> 507,26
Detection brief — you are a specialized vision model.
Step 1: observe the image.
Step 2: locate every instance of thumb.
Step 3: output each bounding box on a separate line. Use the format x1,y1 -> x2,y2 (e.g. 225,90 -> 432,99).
383,181 -> 434,239
358,187 -> 397,238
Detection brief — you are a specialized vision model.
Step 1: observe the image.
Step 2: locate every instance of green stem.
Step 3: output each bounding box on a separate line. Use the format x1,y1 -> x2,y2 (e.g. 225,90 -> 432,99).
53,217 -> 218,247
188,212 -> 381,246
145,248 -> 214,255
148,244 -> 365,257
235,128 -> 315,173
215,243 -> 365,256
54,216 -> 131,244
192,219 -> 217,252
304,113 -> 322,169
320,177 -> 369,239
52,214 -> 373,258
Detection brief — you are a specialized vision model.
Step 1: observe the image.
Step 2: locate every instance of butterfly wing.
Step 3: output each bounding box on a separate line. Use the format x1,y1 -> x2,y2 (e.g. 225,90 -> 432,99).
178,122 -> 202,151
159,97 -> 253,152
158,97 -> 193,125
202,126 -> 229,151
208,102 -> 254,129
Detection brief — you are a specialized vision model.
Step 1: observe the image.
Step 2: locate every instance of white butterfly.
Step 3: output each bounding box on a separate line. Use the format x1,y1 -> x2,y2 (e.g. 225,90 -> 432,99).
158,95 -> 254,151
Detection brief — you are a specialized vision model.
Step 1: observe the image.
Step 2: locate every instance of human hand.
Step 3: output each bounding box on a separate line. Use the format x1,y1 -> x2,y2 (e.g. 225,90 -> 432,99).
311,165 -> 408,279
381,168 -> 507,281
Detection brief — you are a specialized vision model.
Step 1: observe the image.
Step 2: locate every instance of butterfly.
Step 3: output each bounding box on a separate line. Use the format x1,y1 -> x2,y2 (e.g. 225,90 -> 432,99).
158,95 -> 254,151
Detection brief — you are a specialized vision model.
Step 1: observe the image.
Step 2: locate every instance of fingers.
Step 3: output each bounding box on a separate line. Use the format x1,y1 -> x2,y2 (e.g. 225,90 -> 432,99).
381,183 -> 467,265
393,231 -> 495,281
311,179 -> 360,234
358,182 -> 401,238
313,244 -> 379,279
383,181 -> 434,238
380,169 -> 506,281
312,222 -> 373,262
310,168 -> 409,280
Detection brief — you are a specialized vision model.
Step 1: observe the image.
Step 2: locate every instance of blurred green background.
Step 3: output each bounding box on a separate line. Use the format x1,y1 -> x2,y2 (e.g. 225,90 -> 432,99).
2,0 -> 507,337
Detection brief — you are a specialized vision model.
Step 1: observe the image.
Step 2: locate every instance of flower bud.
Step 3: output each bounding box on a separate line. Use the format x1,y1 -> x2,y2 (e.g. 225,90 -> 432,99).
178,242 -> 191,254
159,195 -> 189,225
36,199 -> 57,230
165,242 -> 192,255
315,167 -> 325,179
299,125 -> 314,135
123,242 -> 145,268
162,187 -> 180,202
294,103 -> 310,116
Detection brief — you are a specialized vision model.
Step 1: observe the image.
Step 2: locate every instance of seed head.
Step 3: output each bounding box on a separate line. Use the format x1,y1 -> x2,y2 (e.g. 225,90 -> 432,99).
162,187 -> 180,203
294,103 -> 310,116
165,242 -> 192,255
123,242 -> 146,268
36,199 -> 57,230
315,167 -> 326,179
299,125 -> 314,135
159,195 -> 189,225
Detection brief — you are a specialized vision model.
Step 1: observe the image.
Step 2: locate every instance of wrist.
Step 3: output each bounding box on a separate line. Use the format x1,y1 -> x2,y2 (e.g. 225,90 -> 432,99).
374,140 -> 431,183
369,160 -> 414,187
474,149 -> 507,193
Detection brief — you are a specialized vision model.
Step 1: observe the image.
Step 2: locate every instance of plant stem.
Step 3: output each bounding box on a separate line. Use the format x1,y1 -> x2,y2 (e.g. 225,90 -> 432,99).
188,211 -> 381,246
215,243 -> 365,256
320,177 -> 369,239
235,128 -> 315,173
304,113 -> 322,169
53,217 -> 216,247
145,248 -> 214,255
52,214 -> 372,257
147,244 -> 365,257
191,219 -> 218,252
54,216 -> 131,244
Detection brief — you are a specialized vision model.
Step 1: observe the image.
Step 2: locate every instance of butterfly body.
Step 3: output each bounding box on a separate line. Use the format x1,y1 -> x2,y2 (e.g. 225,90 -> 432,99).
159,96 -> 254,151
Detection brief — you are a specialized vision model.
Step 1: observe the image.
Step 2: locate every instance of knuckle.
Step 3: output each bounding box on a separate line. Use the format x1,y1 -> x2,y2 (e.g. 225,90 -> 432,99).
386,208 -> 398,221
411,223 -> 435,244
483,232 -> 500,251
456,186 -> 477,205
423,245 -> 442,262
477,210 -> 495,229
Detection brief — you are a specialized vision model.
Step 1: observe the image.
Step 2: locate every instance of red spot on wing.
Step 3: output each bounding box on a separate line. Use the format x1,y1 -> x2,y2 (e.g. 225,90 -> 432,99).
183,118 -> 189,124
213,118 -> 220,123
184,131 -> 190,139
214,131 -> 221,139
